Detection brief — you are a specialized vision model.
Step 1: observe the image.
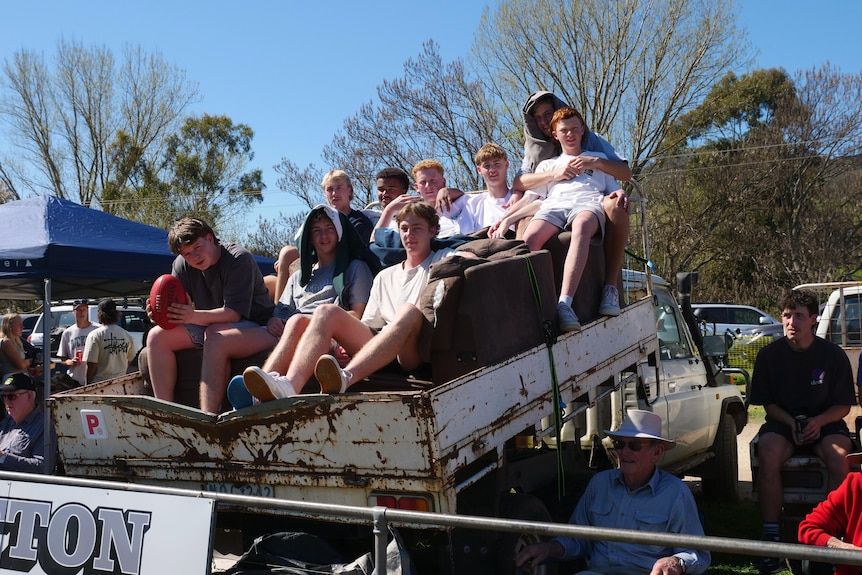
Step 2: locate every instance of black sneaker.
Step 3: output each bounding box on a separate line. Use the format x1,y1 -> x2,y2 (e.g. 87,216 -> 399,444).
759,556 -> 784,574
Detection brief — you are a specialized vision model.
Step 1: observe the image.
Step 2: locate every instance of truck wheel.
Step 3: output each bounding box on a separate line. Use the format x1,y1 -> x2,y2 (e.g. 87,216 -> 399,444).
701,412 -> 738,502
495,493 -> 558,575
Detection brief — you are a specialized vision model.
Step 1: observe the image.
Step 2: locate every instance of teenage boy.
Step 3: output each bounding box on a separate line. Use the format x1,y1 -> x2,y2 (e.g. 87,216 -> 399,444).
506,107 -> 627,332
84,299 -> 135,383
146,217 -> 276,414
244,202 -> 465,400
371,167 -> 413,232
749,288 -> 855,574
454,143 -> 515,235
496,91 -> 631,314
375,167 -> 411,208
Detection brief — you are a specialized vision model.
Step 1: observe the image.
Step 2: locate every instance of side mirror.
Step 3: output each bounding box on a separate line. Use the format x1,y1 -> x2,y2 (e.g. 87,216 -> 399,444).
759,316 -> 772,325
702,334 -> 728,358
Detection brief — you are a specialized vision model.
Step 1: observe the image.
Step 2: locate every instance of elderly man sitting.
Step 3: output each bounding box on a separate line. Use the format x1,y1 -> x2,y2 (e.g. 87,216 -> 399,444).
0,372 -> 55,474
515,409 -> 710,575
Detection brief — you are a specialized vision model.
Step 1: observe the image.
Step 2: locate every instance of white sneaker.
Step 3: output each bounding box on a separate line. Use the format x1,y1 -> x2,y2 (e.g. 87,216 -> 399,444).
557,302 -> 581,333
598,285 -> 621,317
314,354 -> 350,394
243,366 -> 296,401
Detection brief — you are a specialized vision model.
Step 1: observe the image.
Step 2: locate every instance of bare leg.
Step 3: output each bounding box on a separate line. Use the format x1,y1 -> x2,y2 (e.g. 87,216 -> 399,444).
146,325 -> 195,401
522,219 -> 560,252
814,433 -> 852,490
263,275 -> 277,302
342,304 -> 426,385
756,432 -> 795,522
284,304 -> 374,391
602,195 -> 630,287
199,324 -> 277,414
559,213 -> 600,299
261,314 -> 311,374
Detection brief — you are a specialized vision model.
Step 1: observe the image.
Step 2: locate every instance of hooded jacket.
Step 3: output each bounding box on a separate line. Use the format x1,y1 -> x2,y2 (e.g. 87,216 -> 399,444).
295,205 -> 382,310
521,91 -> 626,172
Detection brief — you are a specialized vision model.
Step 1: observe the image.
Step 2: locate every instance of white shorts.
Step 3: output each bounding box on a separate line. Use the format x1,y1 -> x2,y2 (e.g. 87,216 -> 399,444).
533,194 -> 606,246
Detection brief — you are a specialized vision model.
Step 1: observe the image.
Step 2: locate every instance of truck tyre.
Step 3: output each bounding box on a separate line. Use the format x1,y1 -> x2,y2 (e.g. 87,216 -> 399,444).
495,493 -> 558,575
701,412 -> 738,502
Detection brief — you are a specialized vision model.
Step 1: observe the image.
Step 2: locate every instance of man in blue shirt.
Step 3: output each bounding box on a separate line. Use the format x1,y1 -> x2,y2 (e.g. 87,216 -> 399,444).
515,410 -> 709,574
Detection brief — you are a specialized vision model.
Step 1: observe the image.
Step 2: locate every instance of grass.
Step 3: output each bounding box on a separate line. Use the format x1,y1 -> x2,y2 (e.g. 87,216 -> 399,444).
693,404 -> 790,574
696,497 -> 792,574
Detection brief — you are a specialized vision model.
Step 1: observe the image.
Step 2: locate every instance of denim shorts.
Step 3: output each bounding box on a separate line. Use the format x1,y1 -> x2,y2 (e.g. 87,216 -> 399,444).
184,320 -> 261,348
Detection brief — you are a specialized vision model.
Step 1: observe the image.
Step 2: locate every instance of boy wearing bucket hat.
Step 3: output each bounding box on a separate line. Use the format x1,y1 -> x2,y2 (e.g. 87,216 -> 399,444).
515,409 -> 709,574
0,372 -> 55,474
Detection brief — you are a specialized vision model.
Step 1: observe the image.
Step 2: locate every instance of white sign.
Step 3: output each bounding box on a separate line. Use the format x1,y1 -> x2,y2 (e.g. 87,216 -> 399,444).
0,480 -> 214,574
80,409 -> 107,439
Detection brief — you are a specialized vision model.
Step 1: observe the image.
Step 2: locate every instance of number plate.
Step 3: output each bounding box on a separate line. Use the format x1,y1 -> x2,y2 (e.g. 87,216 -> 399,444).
203,483 -> 274,498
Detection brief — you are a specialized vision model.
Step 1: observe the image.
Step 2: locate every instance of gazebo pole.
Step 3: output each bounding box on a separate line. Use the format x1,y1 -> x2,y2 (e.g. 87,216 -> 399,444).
42,278 -> 51,474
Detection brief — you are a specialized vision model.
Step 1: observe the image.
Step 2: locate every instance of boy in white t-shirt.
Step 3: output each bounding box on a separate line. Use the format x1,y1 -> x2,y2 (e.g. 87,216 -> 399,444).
505,107 -> 628,332
456,143 -> 514,235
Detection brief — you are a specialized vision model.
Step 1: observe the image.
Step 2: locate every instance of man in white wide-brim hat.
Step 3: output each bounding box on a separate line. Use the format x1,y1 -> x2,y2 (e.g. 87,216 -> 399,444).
515,409 -> 710,575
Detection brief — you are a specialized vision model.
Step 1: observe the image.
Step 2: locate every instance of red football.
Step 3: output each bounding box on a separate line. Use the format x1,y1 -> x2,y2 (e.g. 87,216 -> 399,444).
149,274 -> 187,330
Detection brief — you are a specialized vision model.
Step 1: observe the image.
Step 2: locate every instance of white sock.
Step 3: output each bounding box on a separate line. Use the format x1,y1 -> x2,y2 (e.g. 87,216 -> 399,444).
559,295 -> 573,307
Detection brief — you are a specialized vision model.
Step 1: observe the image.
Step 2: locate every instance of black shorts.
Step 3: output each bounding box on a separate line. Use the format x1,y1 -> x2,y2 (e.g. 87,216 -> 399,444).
759,419 -> 851,446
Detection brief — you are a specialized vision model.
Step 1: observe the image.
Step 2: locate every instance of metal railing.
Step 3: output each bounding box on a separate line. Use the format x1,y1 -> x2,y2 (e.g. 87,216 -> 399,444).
6,471 -> 862,572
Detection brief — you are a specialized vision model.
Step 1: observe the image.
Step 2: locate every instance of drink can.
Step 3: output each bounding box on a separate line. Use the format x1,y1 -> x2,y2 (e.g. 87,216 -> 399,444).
75,350 -> 83,362
795,415 -> 808,443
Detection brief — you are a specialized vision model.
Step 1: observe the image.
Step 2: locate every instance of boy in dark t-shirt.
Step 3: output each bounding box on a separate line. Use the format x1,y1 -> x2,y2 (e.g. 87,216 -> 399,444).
749,288 -> 855,573
146,217 -> 276,414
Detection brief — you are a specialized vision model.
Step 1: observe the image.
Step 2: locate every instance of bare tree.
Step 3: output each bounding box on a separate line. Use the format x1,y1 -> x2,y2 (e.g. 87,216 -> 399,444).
470,0 -> 752,175
322,40 -> 512,194
243,211 -> 306,259
0,39 -> 198,206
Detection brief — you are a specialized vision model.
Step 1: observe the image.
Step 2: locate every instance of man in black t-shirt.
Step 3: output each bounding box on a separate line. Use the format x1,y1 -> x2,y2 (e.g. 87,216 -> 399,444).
749,288 -> 855,573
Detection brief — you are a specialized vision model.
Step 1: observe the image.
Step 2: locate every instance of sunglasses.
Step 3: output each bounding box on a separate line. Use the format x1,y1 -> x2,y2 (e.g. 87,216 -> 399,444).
611,438 -> 654,452
2,391 -> 29,402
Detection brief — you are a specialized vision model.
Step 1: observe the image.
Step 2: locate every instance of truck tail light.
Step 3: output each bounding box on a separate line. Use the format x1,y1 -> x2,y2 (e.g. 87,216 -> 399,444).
369,493 -> 433,512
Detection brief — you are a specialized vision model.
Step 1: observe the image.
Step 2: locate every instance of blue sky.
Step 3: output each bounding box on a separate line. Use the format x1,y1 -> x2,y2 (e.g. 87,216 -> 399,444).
2,1 -> 860,230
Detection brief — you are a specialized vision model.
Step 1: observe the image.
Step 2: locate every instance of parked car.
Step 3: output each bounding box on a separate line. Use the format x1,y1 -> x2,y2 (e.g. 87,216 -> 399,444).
19,313 -> 40,340
691,303 -> 778,336
28,302 -> 150,362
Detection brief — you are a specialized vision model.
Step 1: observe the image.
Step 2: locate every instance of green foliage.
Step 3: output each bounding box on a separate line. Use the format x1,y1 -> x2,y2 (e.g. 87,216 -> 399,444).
664,69 -> 799,149
107,114 -> 265,231
647,65 -> 862,305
